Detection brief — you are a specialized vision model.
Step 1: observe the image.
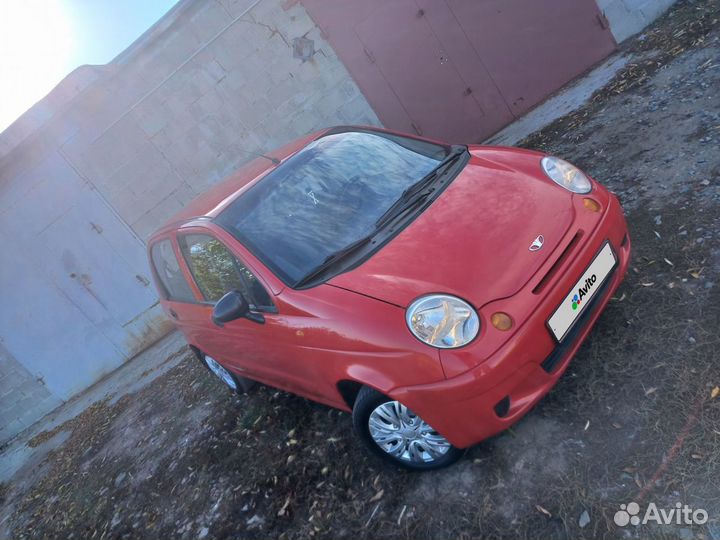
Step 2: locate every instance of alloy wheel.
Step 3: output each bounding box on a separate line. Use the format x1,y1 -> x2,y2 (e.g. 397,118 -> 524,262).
204,355 -> 238,391
368,400 -> 451,464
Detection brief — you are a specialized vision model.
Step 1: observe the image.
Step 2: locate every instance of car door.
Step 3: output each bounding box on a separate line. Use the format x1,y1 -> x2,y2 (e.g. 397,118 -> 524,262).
164,229 -> 279,383
174,228 -> 339,401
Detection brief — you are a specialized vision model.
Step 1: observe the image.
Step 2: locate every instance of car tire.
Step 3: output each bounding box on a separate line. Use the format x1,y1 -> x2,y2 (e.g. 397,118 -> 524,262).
352,386 -> 463,470
198,352 -> 255,394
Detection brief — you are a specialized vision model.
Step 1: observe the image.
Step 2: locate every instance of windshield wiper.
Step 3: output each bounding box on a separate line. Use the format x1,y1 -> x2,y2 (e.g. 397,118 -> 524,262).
295,147 -> 466,289
294,235 -> 374,288
375,147 -> 465,230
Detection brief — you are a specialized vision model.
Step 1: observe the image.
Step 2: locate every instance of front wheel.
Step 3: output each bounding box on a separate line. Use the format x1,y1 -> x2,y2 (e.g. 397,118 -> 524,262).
202,354 -> 242,394
352,386 -> 463,470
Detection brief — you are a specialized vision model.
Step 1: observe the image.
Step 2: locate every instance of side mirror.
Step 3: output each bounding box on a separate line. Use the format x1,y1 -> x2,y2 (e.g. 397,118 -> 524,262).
212,290 -> 264,326
212,291 -> 265,326
212,290 -> 248,326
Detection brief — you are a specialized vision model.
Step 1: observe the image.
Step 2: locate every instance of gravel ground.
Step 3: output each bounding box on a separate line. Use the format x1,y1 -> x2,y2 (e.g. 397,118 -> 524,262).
1,1 -> 719,538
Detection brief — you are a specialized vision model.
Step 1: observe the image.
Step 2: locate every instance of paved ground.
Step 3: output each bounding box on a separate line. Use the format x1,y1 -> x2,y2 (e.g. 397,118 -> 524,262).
1,1 -> 719,538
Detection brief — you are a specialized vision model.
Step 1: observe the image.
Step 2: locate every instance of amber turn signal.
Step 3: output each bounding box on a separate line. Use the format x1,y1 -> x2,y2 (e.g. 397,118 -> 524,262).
583,198 -> 601,212
491,312 -> 513,331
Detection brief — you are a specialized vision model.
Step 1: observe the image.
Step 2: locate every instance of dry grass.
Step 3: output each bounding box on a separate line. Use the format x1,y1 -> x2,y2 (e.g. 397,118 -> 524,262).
521,0 -> 720,153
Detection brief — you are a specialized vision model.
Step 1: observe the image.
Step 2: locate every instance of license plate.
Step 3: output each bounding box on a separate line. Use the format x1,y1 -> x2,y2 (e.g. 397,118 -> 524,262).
547,242 -> 617,341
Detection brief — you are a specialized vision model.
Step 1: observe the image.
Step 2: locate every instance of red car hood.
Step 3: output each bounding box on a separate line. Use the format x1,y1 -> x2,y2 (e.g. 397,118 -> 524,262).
328,147 -> 576,308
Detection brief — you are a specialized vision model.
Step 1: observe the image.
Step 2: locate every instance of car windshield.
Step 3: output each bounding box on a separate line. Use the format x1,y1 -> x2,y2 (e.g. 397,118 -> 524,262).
215,131 -> 448,286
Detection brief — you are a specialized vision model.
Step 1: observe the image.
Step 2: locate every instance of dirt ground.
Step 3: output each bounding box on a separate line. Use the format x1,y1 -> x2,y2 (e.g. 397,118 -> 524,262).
2,1 -> 720,538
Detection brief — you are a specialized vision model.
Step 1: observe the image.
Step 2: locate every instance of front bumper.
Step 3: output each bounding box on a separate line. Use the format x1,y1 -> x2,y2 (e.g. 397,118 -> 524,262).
389,193 -> 631,448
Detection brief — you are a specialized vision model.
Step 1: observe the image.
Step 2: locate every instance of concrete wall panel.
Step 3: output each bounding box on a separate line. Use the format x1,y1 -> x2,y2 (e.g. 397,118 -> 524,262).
597,0 -> 677,43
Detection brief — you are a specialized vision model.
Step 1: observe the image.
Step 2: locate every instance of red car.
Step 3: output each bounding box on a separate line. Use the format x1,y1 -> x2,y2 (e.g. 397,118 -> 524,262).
148,126 -> 630,470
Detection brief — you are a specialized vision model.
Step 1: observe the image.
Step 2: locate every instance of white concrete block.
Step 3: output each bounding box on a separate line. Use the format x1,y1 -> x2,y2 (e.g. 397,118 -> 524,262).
598,0 -> 678,43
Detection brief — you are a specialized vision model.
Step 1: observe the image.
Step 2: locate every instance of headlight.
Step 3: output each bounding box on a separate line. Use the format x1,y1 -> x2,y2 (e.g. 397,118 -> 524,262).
406,294 -> 479,349
541,156 -> 592,194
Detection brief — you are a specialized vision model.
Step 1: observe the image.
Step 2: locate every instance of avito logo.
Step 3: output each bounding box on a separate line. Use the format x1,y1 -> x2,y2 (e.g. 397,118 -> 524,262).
571,274 -> 597,310
614,501 -> 708,527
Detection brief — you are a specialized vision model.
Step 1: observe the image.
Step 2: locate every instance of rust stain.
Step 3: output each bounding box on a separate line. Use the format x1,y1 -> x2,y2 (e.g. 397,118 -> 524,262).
123,313 -> 176,358
121,301 -> 160,328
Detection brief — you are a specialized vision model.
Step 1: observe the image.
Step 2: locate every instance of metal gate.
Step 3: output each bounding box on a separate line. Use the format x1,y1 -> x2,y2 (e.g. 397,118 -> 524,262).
0,151 -> 169,402
302,0 -> 616,142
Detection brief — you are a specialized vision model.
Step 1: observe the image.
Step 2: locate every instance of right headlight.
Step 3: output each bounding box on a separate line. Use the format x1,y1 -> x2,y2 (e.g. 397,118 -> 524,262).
406,294 -> 479,349
541,156 -> 592,194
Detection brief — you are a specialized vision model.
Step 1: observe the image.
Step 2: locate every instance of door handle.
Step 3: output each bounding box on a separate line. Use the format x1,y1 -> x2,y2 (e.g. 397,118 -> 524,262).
169,309 -> 179,320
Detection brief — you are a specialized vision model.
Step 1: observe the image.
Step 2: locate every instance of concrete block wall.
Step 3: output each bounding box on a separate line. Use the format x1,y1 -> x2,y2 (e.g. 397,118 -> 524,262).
57,0 -> 380,240
597,0 -> 677,43
0,66 -> 105,161
0,342 -> 62,442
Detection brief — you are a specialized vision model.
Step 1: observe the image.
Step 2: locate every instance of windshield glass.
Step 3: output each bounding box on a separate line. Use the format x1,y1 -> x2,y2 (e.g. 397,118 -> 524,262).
215,131 -> 447,285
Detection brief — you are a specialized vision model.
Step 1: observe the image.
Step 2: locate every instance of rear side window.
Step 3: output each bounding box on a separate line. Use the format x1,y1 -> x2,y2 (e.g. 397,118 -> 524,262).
150,240 -> 195,302
178,234 -> 273,310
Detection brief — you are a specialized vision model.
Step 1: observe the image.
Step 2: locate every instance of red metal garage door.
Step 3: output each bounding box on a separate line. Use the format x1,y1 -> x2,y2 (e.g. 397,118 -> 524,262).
445,0 -> 617,118
302,0 -> 616,142
354,0 -> 494,142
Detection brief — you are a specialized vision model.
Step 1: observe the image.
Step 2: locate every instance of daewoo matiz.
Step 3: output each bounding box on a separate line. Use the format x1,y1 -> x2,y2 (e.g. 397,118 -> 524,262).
148,126 -> 630,470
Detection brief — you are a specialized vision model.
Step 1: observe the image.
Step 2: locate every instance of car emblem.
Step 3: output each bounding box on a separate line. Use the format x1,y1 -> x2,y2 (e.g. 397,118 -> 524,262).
529,235 -> 544,252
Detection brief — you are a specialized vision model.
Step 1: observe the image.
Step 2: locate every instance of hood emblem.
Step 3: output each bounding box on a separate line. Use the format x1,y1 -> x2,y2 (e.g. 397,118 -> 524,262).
529,235 -> 544,252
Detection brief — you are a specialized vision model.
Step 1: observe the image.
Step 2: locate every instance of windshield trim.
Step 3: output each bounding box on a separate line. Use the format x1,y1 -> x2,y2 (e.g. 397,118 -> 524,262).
319,126 -> 453,160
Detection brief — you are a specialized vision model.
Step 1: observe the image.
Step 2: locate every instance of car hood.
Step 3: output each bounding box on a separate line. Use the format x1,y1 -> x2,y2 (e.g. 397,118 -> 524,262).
327,147 -> 576,308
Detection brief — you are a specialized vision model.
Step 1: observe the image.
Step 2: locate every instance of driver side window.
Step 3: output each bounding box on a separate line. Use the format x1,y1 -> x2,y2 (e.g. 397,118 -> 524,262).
178,233 -> 273,310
